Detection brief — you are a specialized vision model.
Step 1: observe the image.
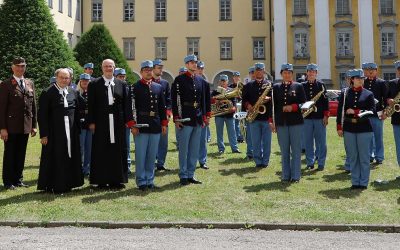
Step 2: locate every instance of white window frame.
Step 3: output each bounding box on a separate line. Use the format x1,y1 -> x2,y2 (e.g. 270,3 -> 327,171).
155,38 -> 168,60
220,38 -> 232,60
155,0 -> 167,21
336,0 -> 351,15
59,0 -> 63,13
253,37 -> 265,59
187,0 -> 199,21
336,30 -> 353,57
294,30 -> 309,58
380,0 -> 394,15
293,0 -> 307,16
187,37 -> 200,57
76,0 -> 81,21
124,0 -> 135,21
381,27 -> 396,56
123,38 -> 135,60
92,0 -> 103,22
252,0 -> 264,20
220,0 -> 231,21
48,0 -> 53,8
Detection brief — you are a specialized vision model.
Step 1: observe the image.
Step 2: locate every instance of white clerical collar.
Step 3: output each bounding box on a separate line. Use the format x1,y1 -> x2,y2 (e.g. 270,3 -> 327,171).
54,83 -> 68,94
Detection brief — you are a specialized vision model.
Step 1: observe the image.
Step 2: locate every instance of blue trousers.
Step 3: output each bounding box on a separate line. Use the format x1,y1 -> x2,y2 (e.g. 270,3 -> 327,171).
344,131 -> 373,187
156,128 -> 168,167
79,129 -> 92,175
175,125 -> 180,150
215,117 -> 238,152
206,126 -> 211,141
369,117 -> 384,162
301,124 -> 305,151
277,124 -> 303,181
245,121 -> 253,157
344,142 -> 351,171
393,125 -> 400,166
134,133 -> 160,187
178,125 -> 201,179
198,125 -> 208,165
304,119 -> 327,168
234,119 -> 244,141
125,127 -> 131,171
249,120 -> 271,165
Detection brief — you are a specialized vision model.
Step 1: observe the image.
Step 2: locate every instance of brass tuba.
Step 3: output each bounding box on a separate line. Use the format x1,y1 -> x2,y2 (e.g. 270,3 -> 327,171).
211,82 -> 243,117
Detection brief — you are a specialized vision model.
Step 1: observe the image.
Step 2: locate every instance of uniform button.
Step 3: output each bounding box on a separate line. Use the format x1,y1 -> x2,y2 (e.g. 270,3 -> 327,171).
284,97 -> 286,100
151,100 -> 153,103
151,106 -> 154,108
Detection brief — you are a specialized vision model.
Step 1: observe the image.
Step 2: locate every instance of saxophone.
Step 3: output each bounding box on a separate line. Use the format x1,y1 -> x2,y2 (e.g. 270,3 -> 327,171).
302,85 -> 326,118
383,90 -> 400,117
246,82 -> 272,123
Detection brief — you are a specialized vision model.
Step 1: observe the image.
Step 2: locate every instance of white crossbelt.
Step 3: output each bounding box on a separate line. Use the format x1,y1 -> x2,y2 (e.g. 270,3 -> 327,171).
55,84 -> 71,158
105,80 -> 115,144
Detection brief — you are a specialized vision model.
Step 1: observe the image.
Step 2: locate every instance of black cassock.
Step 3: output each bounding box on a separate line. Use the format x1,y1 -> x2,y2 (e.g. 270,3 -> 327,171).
37,85 -> 84,192
87,77 -> 132,185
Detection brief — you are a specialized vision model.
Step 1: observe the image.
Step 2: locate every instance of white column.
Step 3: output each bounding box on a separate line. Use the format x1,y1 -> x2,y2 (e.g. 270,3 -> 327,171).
314,0 -> 331,80
358,0 -> 374,64
273,0 -> 288,80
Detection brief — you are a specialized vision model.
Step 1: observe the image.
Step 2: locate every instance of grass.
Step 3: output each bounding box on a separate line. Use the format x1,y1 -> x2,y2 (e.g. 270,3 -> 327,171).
0,117 -> 399,224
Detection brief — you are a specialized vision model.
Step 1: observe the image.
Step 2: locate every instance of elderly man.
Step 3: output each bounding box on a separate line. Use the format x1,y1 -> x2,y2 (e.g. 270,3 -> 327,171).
0,57 -> 37,190
88,59 -> 133,189
37,68 -> 84,193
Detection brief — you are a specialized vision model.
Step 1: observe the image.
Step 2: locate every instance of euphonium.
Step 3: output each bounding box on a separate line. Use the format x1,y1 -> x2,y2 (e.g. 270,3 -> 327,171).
246,82 -> 272,122
384,90 -> 400,117
211,82 -> 243,117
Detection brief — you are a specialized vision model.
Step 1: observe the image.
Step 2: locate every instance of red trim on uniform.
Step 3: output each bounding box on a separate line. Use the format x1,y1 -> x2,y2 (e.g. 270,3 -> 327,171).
206,112 -> 212,118
211,98 -> 217,104
173,115 -> 181,122
202,115 -> 207,123
166,109 -> 172,116
268,118 -> 273,123
185,71 -> 194,78
353,109 -> 360,116
291,104 -> 298,112
352,86 -> 363,92
231,107 -> 236,113
126,120 -> 136,128
337,124 -> 342,131
324,111 -> 330,117
152,77 -> 160,83
161,119 -> 168,126
245,102 -> 251,110
140,78 -> 151,85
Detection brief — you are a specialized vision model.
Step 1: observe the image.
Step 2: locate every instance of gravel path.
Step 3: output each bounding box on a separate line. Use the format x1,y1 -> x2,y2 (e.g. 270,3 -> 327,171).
0,227 -> 399,249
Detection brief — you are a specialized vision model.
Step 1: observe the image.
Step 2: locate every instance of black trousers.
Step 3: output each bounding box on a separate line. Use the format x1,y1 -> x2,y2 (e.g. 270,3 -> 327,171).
2,133 -> 29,186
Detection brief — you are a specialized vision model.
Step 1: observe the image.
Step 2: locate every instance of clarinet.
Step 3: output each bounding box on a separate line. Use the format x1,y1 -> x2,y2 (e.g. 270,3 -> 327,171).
131,86 -> 149,128
175,83 -> 191,123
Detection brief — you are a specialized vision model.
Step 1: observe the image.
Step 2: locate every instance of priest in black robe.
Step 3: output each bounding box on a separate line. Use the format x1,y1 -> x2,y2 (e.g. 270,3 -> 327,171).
87,59 -> 133,189
37,68 -> 84,193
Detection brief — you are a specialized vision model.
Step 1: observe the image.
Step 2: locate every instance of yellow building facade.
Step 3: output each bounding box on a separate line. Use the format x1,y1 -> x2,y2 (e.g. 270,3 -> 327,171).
273,0 -> 400,88
82,0 -> 271,87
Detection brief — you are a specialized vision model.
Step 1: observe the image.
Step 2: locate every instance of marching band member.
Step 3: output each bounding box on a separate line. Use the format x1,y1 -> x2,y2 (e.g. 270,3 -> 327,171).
361,62 -> 388,165
387,61 -> 400,171
175,67 -> 188,150
171,55 -> 211,185
243,66 -> 255,160
196,61 -> 211,169
343,70 -> 353,173
212,74 -> 240,154
230,71 -> 244,143
270,63 -> 306,182
130,60 -> 167,191
77,73 -> 92,177
302,64 -> 329,171
153,59 -> 172,172
242,63 -> 272,168
337,69 -> 375,189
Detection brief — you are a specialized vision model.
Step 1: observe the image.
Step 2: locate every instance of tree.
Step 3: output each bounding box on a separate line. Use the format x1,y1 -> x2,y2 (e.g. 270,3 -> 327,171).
74,24 -> 137,83
0,0 -> 82,94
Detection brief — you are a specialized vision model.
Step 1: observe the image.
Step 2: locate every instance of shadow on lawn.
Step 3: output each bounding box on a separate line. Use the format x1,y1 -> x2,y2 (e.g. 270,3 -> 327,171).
81,181 -> 181,203
319,187 -> 363,199
221,157 -> 252,165
243,181 -> 292,192
322,171 -> 351,183
219,166 -> 262,177
371,178 -> 400,192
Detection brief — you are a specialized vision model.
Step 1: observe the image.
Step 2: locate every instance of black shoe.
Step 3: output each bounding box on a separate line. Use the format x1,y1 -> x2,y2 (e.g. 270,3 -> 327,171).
359,185 -> 367,190
4,184 -> 16,190
255,164 -> 264,168
218,150 -> 224,155
232,149 -> 241,154
109,183 -> 125,189
156,165 -> 170,171
306,165 -> 314,170
15,182 -> 29,188
147,184 -> 160,190
97,184 -> 108,189
370,158 -> 374,163
281,179 -> 290,183
180,178 -> 189,186
350,185 -> 360,190
317,166 -> 324,171
301,149 -> 306,154
263,164 -> 269,168
375,160 -> 383,165
188,178 -> 202,184
244,155 -> 253,160
138,185 -> 147,191
290,179 -> 299,183
199,164 -> 209,170
345,170 -> 351,173
237,139 -> 244,143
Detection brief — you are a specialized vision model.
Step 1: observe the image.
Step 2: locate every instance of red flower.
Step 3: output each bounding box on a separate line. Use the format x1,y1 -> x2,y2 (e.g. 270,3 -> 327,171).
11,79 -> 17,85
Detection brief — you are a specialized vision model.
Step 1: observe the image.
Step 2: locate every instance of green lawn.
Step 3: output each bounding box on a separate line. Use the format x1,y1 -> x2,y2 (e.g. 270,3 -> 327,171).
0,118 -> 399,224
